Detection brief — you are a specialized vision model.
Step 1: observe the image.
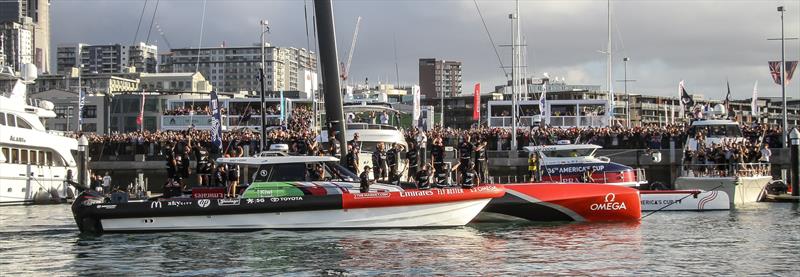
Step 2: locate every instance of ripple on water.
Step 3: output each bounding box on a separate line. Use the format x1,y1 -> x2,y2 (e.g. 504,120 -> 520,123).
0,203 -> 798,275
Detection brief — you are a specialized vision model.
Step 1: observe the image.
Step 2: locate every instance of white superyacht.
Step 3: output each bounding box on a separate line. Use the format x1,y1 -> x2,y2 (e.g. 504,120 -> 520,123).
0,65 -> 78,204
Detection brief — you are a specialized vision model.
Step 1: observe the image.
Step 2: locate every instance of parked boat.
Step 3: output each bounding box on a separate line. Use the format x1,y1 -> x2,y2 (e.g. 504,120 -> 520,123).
639,190 -> 730,211
524,143 -> 646,187
70,152 -> 504,233
0,65 -> 78,205
675,109 -> 772,206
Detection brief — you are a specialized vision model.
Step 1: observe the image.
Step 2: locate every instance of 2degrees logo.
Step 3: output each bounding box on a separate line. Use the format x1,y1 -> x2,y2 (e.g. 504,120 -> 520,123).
197,199 -> 211,208
150,201 -> 162,209
590,193 -> 627,211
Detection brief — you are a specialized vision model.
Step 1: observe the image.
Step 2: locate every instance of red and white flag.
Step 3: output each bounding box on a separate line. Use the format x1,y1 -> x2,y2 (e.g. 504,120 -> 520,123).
473,83 -> 480,121
136,92 -> 145,126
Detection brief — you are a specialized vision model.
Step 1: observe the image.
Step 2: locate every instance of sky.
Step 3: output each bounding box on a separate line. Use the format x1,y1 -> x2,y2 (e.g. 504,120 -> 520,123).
51,0 -> 799,101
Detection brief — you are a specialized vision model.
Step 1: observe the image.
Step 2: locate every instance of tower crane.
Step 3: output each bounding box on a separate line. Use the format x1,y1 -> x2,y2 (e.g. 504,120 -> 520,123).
340,16 -> 362,82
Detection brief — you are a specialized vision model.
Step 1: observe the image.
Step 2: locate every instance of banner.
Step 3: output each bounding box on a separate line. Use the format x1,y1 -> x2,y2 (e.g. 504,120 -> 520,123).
412,85 -> 421,123
751,81 -> 759,117
473,83 -> 480,121
77,88 -> 85,128
769,61 -> 782,85
209,91 -> 223,152
539,80 -> 548,120
136,92 -> 145,126
279,90 -> 285,127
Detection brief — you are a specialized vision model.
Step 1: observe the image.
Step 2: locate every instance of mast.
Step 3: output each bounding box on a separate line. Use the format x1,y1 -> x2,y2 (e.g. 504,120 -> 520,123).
314,0 -> 348,162
606,0 -> 614,124
510,0 -> 519,151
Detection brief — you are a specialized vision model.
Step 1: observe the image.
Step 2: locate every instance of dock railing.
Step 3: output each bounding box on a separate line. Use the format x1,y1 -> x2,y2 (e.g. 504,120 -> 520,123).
680,162 -> 771,178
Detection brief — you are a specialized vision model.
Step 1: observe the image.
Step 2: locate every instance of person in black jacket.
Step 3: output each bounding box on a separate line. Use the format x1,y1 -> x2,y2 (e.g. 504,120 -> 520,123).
345,144 -> 359,175
359,165 -> 373,193
372,142 -> 387,182
415,163 -> 432,190
406,140 -> 419,182
386,143 -> 403,184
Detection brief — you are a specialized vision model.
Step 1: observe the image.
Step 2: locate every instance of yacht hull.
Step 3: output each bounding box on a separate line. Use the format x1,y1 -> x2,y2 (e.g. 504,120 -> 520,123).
478,183 -> 641,222
674,176 -> 770,206
640,190 -> 730,211
72,185 -> 505,234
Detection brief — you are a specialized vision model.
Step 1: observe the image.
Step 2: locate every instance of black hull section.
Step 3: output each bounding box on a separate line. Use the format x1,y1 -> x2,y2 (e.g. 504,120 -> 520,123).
483,194 -> 575,222
71,191 -> 343,234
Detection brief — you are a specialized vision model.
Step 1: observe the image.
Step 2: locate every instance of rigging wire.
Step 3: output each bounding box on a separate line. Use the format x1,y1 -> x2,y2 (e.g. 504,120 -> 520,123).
145,0 -> 160,44
195,0 -> 208,73
473,0 -> 508,78
132,0 -> 149,45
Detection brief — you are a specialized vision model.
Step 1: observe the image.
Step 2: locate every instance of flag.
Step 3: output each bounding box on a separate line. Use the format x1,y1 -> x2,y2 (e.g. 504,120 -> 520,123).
786,61 -> 798,85
751,81 -> 759,117
678,80 -> 694,117
724,80 -> 731,107
539,79 -> 548,119
209,91 -> 223,152
136,92 -> 145,126
769,61 -> 782,85
78,87 -> 86,127
412,85 -> 421,123
279,90 -> 285,126
473,83 -> 480,121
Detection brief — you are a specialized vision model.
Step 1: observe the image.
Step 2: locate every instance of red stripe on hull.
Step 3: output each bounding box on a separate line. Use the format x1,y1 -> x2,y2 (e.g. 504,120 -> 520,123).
342,185 -> 505,209
502,183 -> 641,222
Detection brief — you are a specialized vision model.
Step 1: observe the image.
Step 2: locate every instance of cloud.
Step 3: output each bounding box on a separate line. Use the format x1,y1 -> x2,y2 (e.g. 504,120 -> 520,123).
50,0 -> 799,100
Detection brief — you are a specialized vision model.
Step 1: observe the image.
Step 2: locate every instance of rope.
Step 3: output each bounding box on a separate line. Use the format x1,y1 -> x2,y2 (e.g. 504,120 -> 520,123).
131,0 -> 148,45
144,0 -> 160,45
195,0 -> 208,73
473,0 -> 508,78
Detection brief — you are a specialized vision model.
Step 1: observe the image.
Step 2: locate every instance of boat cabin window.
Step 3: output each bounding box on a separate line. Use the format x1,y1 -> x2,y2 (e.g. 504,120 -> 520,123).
17,117 -> 32,129
1,148 -> 8,162
11,148 -> 19,164
6,114 -> 15,127
540,148 -> 596,158
38,151 -> 45,166
254,161 -> 357,182
687,124 -> 742,137
0,113 -> 5,125
29,150 -> 37,165
20,149 -> 28,164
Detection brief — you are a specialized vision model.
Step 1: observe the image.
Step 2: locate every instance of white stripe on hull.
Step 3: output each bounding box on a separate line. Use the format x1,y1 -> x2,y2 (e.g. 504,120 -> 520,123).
100,199 -> 491,231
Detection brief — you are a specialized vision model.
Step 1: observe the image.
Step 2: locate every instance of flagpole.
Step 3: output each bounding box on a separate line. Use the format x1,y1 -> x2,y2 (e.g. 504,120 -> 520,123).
779,6 -> 787,148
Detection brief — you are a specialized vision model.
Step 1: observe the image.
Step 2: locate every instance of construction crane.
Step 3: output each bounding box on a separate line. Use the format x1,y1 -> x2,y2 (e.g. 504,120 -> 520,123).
340,16 -> 362,82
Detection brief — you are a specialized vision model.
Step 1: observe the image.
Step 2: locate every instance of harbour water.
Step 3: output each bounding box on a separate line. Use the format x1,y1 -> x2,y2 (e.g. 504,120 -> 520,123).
1,203 -> 798,276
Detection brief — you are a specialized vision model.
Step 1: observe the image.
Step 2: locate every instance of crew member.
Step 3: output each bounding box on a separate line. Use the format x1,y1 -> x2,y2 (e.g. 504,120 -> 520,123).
386,143 -> 402,183
406,140 -> 419,182
430,138 -> 446,186
226,159 -> 240,197
345,144 -> 359,175
458,135 -> 474,177
460,162 -> 479,188
372,142 -> 388,182
474,137 -> 488,182
416,163 -> 432,190
359,165 -> 374,193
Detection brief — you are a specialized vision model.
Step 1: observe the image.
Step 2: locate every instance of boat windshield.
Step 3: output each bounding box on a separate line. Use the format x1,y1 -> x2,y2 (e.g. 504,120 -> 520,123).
541,148 -> 596,158
687,124 -> 743,137
254,161 -> 358,182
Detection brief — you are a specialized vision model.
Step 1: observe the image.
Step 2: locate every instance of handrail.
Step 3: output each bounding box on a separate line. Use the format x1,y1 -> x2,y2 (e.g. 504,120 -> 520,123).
680,162 -> 770,178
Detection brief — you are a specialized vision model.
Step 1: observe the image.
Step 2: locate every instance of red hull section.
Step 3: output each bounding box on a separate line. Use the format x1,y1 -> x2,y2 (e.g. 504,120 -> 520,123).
342,185 -> 505,209
482,183 -> 641,222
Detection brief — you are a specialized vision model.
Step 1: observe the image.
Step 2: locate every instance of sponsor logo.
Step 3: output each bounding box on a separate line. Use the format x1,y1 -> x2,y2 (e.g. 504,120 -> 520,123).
437,188 -> 464,195
354,192 -> 391,199
167,201 -> 193,207
400,190 -> 434,197
545,165 -> 606,175
197,199 -> 211,208
96,204 -> 116,209
270,196 -> 303,202
470,185 -> 499,193
590,193 -> 627,211
193,192 -> 224,199
218,199 -> 241,206
150,201 -> 162,209
246,198 -> 267,204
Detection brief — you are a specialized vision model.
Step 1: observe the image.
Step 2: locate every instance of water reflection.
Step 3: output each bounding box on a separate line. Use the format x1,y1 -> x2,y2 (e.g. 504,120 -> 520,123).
0,204 -> 798,275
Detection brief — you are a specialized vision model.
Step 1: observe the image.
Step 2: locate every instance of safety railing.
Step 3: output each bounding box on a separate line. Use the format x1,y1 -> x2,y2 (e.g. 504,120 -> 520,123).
680,163 -> 771,178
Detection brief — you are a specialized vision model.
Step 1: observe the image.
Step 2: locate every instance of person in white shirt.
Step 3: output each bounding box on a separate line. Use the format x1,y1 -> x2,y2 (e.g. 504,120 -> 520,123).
380,112 -> 389,125
102,172 -> 112,192
759,144 -> 771,163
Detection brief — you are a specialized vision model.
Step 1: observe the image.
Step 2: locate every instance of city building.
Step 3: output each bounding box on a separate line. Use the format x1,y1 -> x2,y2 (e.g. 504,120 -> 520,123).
30,71 -> 140,96
0,20 -> 33,72
0,0 -> 49,72
137,72 -> 213,93
160,44 -> 317,96
55,42 -> 158,75
418,58 -> 462,99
